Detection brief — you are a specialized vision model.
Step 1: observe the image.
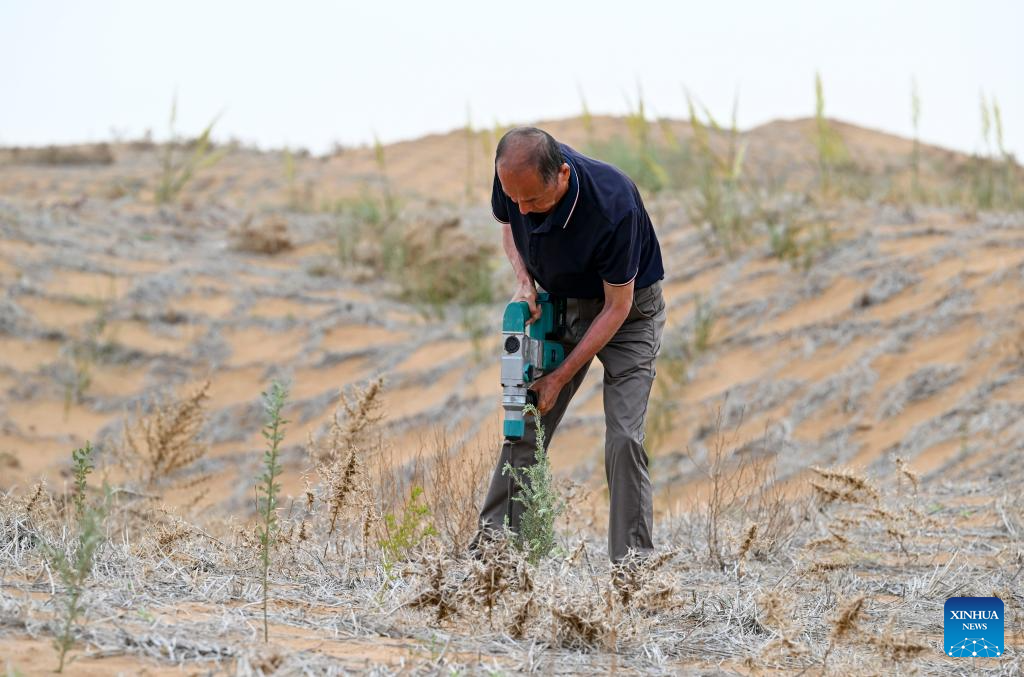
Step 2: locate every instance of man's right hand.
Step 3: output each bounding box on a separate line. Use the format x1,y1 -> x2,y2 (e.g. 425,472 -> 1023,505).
512,279 -> 541,326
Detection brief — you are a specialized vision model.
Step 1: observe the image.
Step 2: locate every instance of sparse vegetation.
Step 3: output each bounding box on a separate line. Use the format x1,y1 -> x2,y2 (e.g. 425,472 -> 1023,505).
256,380 -> 288,642
686,92 -> 750,255
813,72 -> 850,200
973,92 -> 1020,209
503,404 -> 562,565
379,485 -> 437,578
154,95 -> 225,204
767,214 -> 834,270
44,444 -> 108,673
283,148 -> 315,212
60,279 -> 117,418
910,77 -> 922,201
3,80 -> 1024,675
229,213 -> 294,255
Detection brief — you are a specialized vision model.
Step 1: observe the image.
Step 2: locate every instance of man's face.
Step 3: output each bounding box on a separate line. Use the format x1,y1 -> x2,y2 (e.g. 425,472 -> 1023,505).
497,162 -> 570,216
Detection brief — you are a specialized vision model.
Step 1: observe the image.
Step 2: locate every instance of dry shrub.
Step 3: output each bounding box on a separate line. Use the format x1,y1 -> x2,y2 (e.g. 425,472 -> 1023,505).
808,464 -> 925,560
893,456 -> 920,495
690,409 -> 809,569
230,213 -> 294,255
370,427 -> 490,555
0,143 -> 114,166
508,594 -> 535,639
612,550 -> 677,606
416,434 -> 491,554
308,378 -> 384,550
407,553 -> 459,623
464,535 -> 517,624
757,591 -> 808,660
551,602 -> 612,650
810,466 -> 880,505
121,380 -> 210,489
868,618 -> 929,662
823,595 -> 866,667
399,216 -> 495,306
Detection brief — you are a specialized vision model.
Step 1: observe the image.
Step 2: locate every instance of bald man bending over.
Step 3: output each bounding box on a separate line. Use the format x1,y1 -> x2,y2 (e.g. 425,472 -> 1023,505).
472,127 -> 667,566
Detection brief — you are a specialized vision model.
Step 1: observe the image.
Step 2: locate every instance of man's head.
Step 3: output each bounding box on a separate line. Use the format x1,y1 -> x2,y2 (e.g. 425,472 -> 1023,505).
495,127 -> 571,216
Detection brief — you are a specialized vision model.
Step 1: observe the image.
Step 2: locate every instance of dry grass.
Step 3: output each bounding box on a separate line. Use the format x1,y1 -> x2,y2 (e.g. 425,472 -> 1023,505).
687,407 -> 808,570
119,380 -> 211,491
1,442 -> 1022,674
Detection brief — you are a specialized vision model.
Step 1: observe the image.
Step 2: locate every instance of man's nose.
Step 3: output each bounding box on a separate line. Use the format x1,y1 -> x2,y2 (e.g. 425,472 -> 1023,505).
518,203 -> 530,215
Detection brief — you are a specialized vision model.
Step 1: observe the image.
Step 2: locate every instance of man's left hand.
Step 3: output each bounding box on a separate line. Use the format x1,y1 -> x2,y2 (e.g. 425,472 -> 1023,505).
529,371 -> 566,415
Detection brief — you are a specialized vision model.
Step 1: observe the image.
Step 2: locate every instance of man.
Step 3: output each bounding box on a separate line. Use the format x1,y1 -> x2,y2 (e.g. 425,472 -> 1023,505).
474,126 -> 667,564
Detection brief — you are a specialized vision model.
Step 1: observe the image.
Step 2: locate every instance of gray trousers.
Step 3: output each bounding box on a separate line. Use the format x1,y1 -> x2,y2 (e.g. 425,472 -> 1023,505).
474,281 -> 667,563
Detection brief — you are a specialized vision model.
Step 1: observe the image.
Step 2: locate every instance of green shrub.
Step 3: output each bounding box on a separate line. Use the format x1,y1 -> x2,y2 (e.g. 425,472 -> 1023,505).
45,443 -> 108,673
256,380 -> 289,642
503,404 -> 562,565
379,485 -> 438,577
70,442 -> 94,520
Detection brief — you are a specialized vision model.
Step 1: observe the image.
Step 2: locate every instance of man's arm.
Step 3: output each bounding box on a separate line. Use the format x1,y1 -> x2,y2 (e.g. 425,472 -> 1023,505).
531,278 -> 633,413
503,223 -> 541,324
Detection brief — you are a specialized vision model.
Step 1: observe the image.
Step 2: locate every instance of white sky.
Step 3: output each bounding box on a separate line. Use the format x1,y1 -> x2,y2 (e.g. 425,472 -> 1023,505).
2,0 -> 1021,157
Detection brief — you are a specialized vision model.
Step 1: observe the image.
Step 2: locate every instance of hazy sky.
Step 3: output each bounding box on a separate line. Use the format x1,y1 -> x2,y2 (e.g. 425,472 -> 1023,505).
2,1 -> 1021,157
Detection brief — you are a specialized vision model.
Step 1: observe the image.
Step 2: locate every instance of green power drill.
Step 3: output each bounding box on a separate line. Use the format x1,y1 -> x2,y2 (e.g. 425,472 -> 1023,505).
501,292 -> 566,440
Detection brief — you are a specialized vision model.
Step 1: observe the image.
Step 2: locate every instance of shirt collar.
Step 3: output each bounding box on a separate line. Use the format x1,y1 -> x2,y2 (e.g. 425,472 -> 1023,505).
527,159 -> 580,234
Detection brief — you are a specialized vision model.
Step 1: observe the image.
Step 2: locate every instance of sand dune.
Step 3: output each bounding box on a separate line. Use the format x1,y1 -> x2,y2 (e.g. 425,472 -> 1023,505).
0,117 -> 1022,673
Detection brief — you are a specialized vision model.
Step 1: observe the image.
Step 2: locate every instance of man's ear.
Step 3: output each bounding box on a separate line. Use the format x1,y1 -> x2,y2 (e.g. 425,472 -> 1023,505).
559,162 -> 571,184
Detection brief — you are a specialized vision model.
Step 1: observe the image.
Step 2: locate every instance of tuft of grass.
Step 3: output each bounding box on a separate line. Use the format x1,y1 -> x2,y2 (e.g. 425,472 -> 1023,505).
503,404 -> 562,565
61,278 -> 117,418
767,216 -> 834,271
372,133 -> 397,221
464,105 -> 478,205
45,443 -> 109,673
973,93 -> 1020,210
578,86 -> 594,144
692,294 -> 716,354
686,91 -> 750,255
910,77 -> 922,201
624,84 -> 670,193
256,380 -> 289,643
155,94 -> 225,204
813,73 -> 849,201
283,148 -> 315,212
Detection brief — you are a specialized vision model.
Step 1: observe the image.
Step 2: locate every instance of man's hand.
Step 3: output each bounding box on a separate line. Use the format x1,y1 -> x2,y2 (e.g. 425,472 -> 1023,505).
529,371 -> 566,415
512,279 -> 541,326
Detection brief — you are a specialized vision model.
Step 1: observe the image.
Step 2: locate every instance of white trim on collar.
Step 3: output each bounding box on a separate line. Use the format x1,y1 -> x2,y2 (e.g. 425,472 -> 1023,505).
561,160 -> 580,229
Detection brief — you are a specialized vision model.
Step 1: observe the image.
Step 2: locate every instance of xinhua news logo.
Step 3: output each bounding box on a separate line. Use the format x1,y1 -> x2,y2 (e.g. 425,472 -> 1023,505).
944,597 -> 1004,658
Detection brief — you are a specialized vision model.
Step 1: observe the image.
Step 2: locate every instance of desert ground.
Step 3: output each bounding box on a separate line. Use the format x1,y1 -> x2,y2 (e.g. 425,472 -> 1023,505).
1,113 -> 1022,675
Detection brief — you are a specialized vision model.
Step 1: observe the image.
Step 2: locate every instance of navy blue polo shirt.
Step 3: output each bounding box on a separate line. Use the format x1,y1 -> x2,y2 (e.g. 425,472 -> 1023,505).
491,143 -> 664,299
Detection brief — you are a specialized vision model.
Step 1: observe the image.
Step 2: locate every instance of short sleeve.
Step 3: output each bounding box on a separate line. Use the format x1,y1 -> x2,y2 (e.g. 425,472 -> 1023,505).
491,172 -> 510,224
596,209 -> 641,286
